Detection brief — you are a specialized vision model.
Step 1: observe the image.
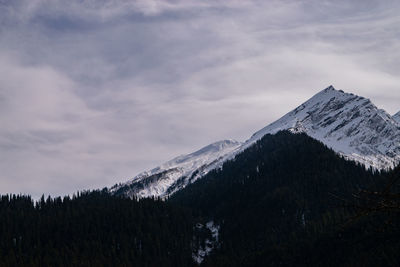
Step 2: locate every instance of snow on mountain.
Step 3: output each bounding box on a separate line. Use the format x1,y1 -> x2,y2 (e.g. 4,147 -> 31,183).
394,111 -> 400,123
249,86 -> 400,170
110,139 -> 242,198
111,86 -> 400,199
192,221 -> 220,265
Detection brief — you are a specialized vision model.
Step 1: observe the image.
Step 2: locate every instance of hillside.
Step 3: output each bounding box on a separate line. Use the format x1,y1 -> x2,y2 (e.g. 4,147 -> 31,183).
171,131 -> 399,266
112,86 -> 400,199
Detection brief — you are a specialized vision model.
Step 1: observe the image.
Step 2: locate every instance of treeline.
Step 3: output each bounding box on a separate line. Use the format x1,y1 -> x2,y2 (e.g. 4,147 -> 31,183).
0,191 -> 195,267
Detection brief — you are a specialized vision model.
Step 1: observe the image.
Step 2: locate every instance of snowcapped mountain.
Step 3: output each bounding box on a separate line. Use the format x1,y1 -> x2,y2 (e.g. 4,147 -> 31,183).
394,111 -> 400,123
249,86 -> 400,170
110,139 -> 242,198
111,86 -> 400,199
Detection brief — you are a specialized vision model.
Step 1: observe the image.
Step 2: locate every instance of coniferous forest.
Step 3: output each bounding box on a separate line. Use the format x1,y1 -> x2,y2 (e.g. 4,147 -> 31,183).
0,192 -> 195,266
1,132 -> 399,266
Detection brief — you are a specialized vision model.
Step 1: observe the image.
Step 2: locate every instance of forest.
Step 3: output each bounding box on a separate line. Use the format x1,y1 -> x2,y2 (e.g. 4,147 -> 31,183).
0,191 -> 195,266
1,132 -> 399,266
171,132 -> 400,266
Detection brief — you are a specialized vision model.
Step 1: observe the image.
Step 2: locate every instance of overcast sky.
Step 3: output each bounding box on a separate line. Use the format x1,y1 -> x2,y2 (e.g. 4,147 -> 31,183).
1,0 -> 400,198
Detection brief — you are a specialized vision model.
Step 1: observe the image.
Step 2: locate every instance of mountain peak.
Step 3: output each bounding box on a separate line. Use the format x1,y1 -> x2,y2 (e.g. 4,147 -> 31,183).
320,85 -> 347,95
324,85 -> 336,91
315,85 -> 357,100
249,86 -> 400,169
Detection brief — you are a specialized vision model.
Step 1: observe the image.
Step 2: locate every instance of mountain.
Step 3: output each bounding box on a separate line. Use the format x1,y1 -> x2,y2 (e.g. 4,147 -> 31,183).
111,86 -> 400,199
394,111 -> 400,123
110,140 -> 242,198
250,86 -> 400,170
4,133 -> 399,266
171,131 -> 398,266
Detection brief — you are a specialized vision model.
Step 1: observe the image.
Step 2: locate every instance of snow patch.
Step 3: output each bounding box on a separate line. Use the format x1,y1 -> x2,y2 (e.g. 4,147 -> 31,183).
192,221 -> 220,265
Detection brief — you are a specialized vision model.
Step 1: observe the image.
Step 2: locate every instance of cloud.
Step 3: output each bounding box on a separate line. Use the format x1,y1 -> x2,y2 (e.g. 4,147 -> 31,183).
0,0 -> 400,197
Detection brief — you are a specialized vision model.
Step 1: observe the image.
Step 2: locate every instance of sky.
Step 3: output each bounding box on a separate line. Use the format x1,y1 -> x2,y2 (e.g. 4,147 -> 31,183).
1,0 -> 400,198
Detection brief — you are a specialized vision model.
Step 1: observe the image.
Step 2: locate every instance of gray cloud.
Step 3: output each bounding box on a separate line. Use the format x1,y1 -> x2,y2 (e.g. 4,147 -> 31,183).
1,0 -> 399,198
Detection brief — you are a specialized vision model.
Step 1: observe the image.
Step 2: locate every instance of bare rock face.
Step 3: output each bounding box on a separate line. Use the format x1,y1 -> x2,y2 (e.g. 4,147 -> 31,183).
111,86 -> 400,199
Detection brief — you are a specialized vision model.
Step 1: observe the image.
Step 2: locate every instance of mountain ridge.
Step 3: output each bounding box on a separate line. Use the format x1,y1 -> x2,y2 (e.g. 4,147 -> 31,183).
110,139 -> 242,198
111,86 -> 400,199
249,85 -> 400,169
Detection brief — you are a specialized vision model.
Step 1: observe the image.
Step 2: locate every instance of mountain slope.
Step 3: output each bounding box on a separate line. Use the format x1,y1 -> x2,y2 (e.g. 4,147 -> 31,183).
394,111 -> 400,123
249,86 -> 400,170
112,86 -> 400,199
171,132 -> 398,266
110,140 -> 242,198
